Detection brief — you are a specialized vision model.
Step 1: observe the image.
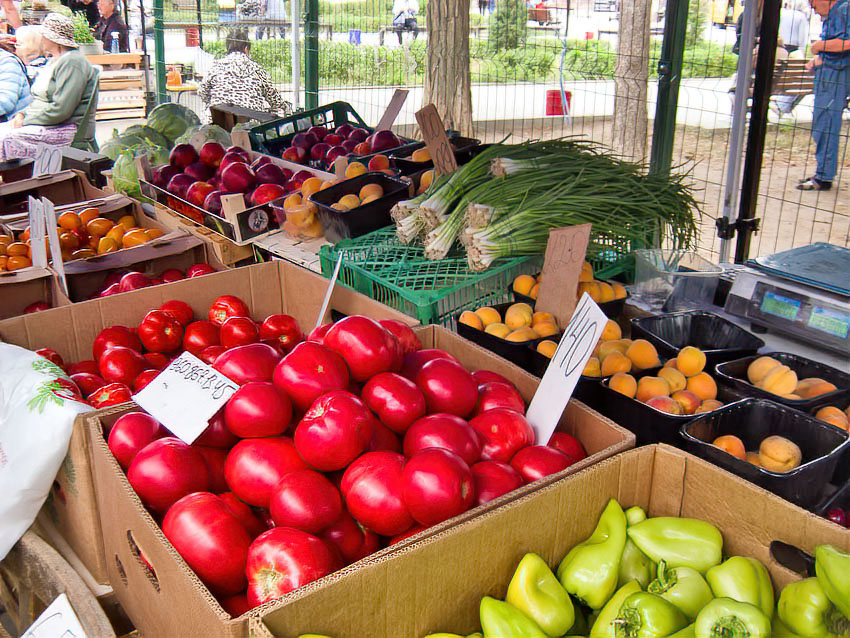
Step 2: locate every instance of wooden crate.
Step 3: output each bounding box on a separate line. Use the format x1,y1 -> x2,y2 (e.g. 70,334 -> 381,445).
86,53 -> 148,121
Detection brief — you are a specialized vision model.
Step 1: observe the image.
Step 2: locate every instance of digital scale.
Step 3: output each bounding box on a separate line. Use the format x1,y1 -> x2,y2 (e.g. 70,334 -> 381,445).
724,243 -> 850,358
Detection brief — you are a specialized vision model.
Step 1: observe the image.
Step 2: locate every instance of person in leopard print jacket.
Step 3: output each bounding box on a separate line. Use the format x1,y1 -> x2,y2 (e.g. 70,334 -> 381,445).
198,29 -> 292,122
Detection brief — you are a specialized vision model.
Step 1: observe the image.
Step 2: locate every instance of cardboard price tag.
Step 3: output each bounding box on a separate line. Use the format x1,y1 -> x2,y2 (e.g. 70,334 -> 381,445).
415,104 -> 457,176
315,252 -> 344,331
535,224 -> 591,329
22,593 -> 87,638
42,198 -> 68,296
375,88 -> 409,131
133,351 -> 239,444
525,293 -> 608,444
27,196 -> 48,267
32,144 -> 62,177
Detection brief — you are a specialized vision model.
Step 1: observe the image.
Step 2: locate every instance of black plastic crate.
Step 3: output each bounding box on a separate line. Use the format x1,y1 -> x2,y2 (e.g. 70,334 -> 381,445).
630,311 -> 765,370
390,135 -> 481,175
308,172 -> 410,243
510,276 -> 628,319
715,352 -> 850,410
809,396 -> 850,488
681,398 -> 850,510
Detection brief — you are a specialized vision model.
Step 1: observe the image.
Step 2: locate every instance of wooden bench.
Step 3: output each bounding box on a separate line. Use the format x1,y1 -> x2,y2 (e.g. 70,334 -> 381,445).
377,24 -> 490,45
728,58 -> 814,116
212,18 -> 333,40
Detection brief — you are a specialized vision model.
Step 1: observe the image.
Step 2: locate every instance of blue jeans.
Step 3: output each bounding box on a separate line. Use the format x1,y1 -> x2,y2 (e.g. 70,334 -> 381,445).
812,65 -> 850,182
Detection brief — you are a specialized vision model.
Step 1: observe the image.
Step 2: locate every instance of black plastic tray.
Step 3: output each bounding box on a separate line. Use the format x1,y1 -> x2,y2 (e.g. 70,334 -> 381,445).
390,135 -> 481,175
816,478 -> 850,527
308,172 -> 410,243
630,311 -> 765,369
809,396 -> 850,488
681,398 -> 850,510
510,277 -> 628,319
527,346 -> 605,410
715,352 -> 850,411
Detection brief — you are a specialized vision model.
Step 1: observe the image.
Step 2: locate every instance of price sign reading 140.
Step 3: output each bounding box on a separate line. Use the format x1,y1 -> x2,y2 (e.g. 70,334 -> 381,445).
525,293 -> 608,445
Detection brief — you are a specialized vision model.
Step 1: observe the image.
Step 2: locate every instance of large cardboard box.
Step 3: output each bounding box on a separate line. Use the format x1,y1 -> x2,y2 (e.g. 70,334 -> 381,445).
0,267 -> 70,319
82,327 -> 633,638
0,260 -> 419,585
257,444 -> 850,638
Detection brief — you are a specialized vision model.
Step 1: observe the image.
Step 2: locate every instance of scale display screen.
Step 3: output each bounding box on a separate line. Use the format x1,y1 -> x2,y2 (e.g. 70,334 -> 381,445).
760,291 -> 802,321
808,306 -> 850,339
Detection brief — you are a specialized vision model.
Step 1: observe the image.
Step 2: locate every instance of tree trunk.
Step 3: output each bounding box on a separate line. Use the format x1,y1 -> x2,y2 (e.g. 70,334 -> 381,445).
612,0 -> 651,163
424,0 -> 473,135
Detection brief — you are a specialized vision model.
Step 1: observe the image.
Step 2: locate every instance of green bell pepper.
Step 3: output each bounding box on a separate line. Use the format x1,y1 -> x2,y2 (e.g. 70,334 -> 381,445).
506,552 -> 575,637
778,577 -> 850,638
706,556 -> 774,618
694,598 -> 771,638
619,507 -> 655,590
647,560 -> 714,621
627,517 -> 723,573
816,545 -> 850,620
613,591 -> 688,638
590,581 -> 643,638
626,506 -> 648,525
557,499 -> 628,610
480,596 -> 547,638
670,624 -> 695,637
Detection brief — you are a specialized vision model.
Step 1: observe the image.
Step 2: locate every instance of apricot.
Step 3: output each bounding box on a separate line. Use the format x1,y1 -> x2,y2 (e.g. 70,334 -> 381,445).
646,396 -> 684,415
601,352 -> 632,377
713,434 -> 746,460
687,372 -> 718,401
815,406 -> 849,431
344,161 -> 367,178
484,322 -> 510,339
611,282 -> 628,300
505,304 -> 533,331
676,346 -> 706,377
118,214 -> 136,229
537,340 -> 557,358
664,357 -> 678,368
505,327 -> 537,343
459,310 -> 483,330
529,283 -> 540,300
6,254 -> 31,270
97,236 -> 119,254
796,378 -> 838,399
609,372 -> 638,398
598,339 -> 631,360
747,356 -> 781,385
512,275 -> 536,296
600,319 -> 622,341
302,177 -> 324,199
671,390 -> 702,415
583,357 -> 601,378
636,376 -> 672,403
57,211 -> 81,230
658,367 -> 687,393
758,365 -> 798,396
338,194 -> 361,210
78,207 -> 100,225
746,451 -> 762,467
532,322 -> 559,339
418,170 -> 434,193
579,261 -> 594,283
759,435 -> 802,473
367,154 -> 390,171
626,339 -> 661,370
596,281 -> 616,303
410,147 -> 431,162
532,311 -> 556,326
475,306 -> 501,327
578,281 -> 601,302
695,399 -> 724,414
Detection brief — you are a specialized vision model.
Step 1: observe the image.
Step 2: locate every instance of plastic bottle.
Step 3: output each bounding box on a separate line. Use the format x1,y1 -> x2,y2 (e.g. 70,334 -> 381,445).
110,32 -> 119,53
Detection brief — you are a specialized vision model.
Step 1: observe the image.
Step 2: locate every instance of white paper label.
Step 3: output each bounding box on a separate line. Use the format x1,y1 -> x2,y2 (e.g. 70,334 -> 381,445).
133,351 -> 239,444
22,593 -> 88,638
32,144 -> 62,177
28,196 -> 48,267
525,293 -> 608,444
315,252 -> 344,331
42,198 -> 68,295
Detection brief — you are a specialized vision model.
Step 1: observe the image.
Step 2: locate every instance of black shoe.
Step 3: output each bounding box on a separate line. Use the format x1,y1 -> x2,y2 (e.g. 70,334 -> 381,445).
796,177 -> 832,191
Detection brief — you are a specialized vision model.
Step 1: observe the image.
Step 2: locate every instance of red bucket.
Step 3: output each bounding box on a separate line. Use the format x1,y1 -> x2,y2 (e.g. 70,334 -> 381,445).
545,89 -> 572,116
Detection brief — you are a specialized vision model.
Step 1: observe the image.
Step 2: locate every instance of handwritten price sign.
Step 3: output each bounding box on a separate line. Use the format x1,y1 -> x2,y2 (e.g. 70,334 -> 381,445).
415,104 -> 458,176
535,224 -> 591,330
133,351 -> 239,444
525,293 -> 608,444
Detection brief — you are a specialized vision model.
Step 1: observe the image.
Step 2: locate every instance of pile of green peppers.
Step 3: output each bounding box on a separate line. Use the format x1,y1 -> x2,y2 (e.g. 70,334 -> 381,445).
421,499 -> 850,638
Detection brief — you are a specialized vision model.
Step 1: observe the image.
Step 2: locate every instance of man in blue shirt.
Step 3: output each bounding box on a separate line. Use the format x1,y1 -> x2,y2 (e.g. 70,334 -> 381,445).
798,0 -> 850,190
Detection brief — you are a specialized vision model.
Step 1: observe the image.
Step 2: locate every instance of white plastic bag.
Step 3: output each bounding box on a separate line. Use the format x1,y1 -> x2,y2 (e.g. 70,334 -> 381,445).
0,344 -> 91,560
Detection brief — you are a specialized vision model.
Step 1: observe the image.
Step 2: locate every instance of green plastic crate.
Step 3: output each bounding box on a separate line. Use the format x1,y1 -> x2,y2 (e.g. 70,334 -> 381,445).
319,228 -> 542,326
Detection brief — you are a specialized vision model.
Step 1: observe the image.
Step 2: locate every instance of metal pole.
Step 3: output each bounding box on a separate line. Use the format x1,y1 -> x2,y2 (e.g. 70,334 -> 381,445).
291,0 -> 301,109
304,0 -> 318,109
153,0 -> 166,104
718,0 -> 758,263
195,0 -> 203,48
648,0 -> 689,177
138,0 -> 153,112
735,0 -> 779,263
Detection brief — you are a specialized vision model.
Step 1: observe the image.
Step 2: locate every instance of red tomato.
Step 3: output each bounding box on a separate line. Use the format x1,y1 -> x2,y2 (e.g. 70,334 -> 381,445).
469,408 -> 534,463
219,592 -> 253,618
224,437 -> 308,508
133,369 -> 160,392
306,323 -> 332,344
183,320 -> 221,356
107,412 -> 165,469
547,432 -> 587,463
378,319 -> 421,356
471,369 -> 513,386
259,314 -> 303,354
323,315 -> 402,382
272,341 -> 350,412
159,269 -> 185,283
159,299 -> 194,326
143,352 -> 171,370
67,360 -> 99,376
99,346 -> 149,386
70,372 -> 106,397
35,347 -> 64,369
388,524 -> 427,545
214,343 -> 281,384
89,382 -> 132,408
209,295 -> 250,326
400,349 -> 459,381
218,492 -> 269,539
320,509 -> 380,563
224,382 -> 292,438
402,413 -> 481,465
138,310 -> 184,354
510,445 -> 574,483
92,326 -> 142,361
401,448 -> 474,527
195,446 -> 229,493
361,372 -> 427,434
188,263 -> 216,277
128,437 -> 210,514
200,345 -> 227,365
269,469 -> 342,533
340,451 -> 413,537
472,381 -> 526,417
293,391 -> 373,472
195,409 -> 239,448
415,358 -> 478,418
471,460 -> 525,506
246,527 -> 338,606
24,301 -> 50,313
368,418 -> 401,453
162,492 -> 252,596
220,316 -> 260,349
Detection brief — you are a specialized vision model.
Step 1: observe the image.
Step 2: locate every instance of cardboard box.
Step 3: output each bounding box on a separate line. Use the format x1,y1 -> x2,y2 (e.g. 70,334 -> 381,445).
257,444 -> 850,638
0,260 -> 418,585
0,267 -> 70,319
0,169 -> 102,217
82,327 -> 633,638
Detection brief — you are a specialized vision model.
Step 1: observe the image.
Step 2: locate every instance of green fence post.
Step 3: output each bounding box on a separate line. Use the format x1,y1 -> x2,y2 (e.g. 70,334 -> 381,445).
648,0 -> 689,177
304,0 -> 319,109
153,0 -> 167,105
